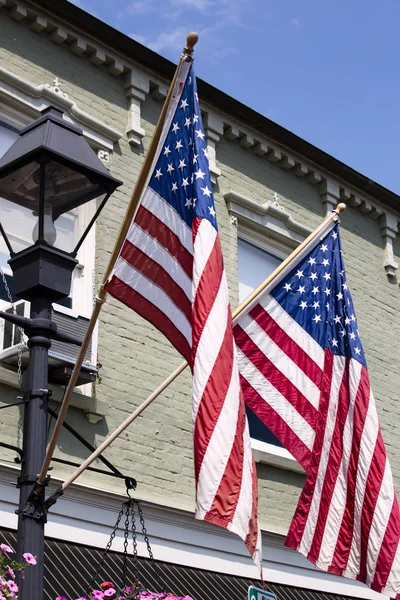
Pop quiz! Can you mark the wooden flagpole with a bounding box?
[36,32,199,492]
[48,203,346,501]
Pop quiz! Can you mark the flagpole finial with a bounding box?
[185,32,199,53]
[334,203,346,214]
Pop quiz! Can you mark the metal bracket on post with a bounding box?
[16,474,50,523]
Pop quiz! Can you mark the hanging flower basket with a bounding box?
[56,580,194,600]
[55,495,194,600]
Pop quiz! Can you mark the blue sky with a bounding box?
[72,0,400,194]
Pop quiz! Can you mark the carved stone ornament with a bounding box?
[224,190,312,250]
[45,76,68,98]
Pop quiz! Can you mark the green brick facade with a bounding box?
[0,3,399,543]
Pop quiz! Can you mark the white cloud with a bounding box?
[145,27,189,53]
[129,32,148,45]
[291,17,300,28]
[118,0,156,18]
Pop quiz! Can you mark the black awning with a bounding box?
[1,529,357,600]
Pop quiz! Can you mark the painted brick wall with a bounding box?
[0,11,399,537]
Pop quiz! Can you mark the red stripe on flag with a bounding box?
[307,358,350,563]
[239,374,311,470]
[235,324,318,429]
[193,306,234,481]
[245,444,260,559]
[286,348,334,551]
[204,379,245,528]
[371,495,400,592]
[357,429,389,584]
[250,302,323,389]
[192,229,223,362]
[330,365,370,574]
[120,240,192,322]
[105,275,191,363]
[135,205,193,278]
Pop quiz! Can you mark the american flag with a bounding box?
[105,59,262,568]
[234,223,400,596]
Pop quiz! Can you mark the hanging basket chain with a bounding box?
[0,266,25,381]
[137,499,164,592]
[130,500,139,586]
[123,499,131,591]
[86,502,126,596]
[85,492,164,596]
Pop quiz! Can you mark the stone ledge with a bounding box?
[0,365,108,423]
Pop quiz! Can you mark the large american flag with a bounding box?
[234,223,400,596]
[105,59,261,568]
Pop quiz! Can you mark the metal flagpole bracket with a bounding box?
[16,474,51,524]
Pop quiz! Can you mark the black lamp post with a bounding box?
[0,106,122,600]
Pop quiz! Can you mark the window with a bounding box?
[238,237,284,447]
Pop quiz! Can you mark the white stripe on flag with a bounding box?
[384,541,400,597]
[192,273,229,422]
[228,382,254,539]
[299,355,346,559]
[237,347,316,450]
[239,312,321,409]
[192,219,217,295]
[317,359,362,567]
[345,391,379,577]
[195,354,239,516]
[125,224,192,300]
[141,187,193,254]
[117,261,192,345]
[252,295,325,370]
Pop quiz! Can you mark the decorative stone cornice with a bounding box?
[379,213,399,281]
[124,66,150,146]
[320,179,341,215]
[224,190,312,250]
[340,187,384,220]
[3,0,400,273]
[203,109,223,185]
[0,66,123,150]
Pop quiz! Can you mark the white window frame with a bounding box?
[228,191,313,474]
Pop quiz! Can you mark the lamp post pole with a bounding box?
[0,104,122,599]
[16,295,53,599]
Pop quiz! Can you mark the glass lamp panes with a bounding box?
[0,123,98,308]
[237,237,284,447]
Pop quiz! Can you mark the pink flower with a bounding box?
[0,544,13,554]
[6,567,15,579]
[103,590,116,598]
[92,592,104,599]
[55,596,68,600]
[6,581,18,593]
[75,597,88,600]
[23,553,37,565]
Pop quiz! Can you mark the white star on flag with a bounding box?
[201,185,212,197]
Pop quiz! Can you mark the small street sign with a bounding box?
[248,585,277,600]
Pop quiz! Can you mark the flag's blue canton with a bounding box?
[148,65,217,231]
[271,225,366,366]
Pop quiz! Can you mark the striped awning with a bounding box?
[1,529,357,600]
